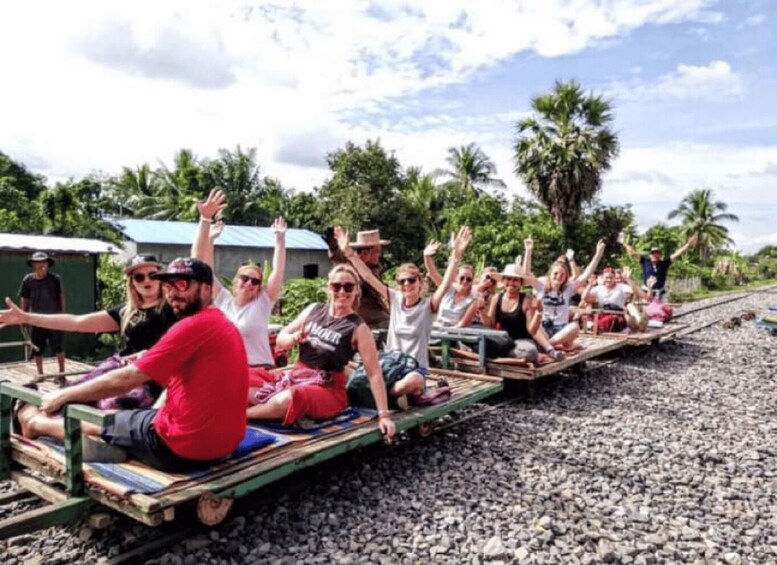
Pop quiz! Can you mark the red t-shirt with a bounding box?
[136,306,248,460]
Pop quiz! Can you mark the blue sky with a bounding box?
[0,0,774,251]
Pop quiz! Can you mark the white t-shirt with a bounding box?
[214,286,274,366]
[536,280,577,326]
[590,285,628,310]
[436,287,476,327]
[386,289,434,369]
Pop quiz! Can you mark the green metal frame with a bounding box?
[0,382,114,539]
[214,378,502,501]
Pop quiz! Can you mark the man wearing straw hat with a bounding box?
[326,229,391,329]
[19,251,66,375]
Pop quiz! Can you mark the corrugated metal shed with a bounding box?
[110,218,328,251]
[0,233,115,254]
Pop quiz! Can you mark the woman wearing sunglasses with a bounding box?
[0,255,176,409]
[423,240,479,328]
[522,237,606,349]
[192,189,286,368]
[336,225,471,404]
[246,264,395,440]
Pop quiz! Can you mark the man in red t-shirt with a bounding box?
[16,258,248,471]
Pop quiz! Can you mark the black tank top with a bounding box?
[299,303,362,372]
[495,292,531,340]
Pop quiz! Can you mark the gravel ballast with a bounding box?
[2,289,776,564]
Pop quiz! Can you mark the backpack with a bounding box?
[346,350,419,408]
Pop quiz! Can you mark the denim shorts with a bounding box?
[542,321,567,338]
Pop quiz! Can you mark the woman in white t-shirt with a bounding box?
[423,240,478,327]
[192,189,286,367]
[336,226,471,405]
[523,238,606,348]
[581,267,640,333]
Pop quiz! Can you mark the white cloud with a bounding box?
[745,14,766,26]
[610,60,744,102]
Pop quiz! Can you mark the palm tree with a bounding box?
[436,143,506,194]
[514,80,619,243]
[203,146,264,224]
[667,188,739,260]
[403,167,445,240]
[130,150,204,220]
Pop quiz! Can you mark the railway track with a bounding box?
[2,286,774,563]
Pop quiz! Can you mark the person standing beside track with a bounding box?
[16,258,249,471]
[19,251,66,375]
[622,234,698,298]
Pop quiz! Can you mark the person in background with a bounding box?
[191,189,287,368]
[423,240,479,327]
[622,234,698,298]
[325,228,391,330]
[523,238,606,349]
[19,251,66,374]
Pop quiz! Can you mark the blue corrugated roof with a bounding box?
[109,218,328,251]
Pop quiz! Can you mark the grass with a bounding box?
[670,278,776,303]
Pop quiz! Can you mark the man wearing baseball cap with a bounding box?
[19,251,66,374]
[623,234,699,297]
[16,258,249,470]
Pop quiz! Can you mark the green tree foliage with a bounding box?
[0,152,47,232]
[667,188,739,261]
[317,139,425,264]
[202,146,265,224]
[514,80,619,243]
[436,143,506,194]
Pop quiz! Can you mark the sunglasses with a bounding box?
[239,274,262,286]
[329,282,356,293]
[459,276,473,283]
[131,272,159,283]
[161,279,193,292]
[396,277,418,286]
[481,275,493,282]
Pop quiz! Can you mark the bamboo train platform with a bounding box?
[0,359,502,537]
[434,333,628,380]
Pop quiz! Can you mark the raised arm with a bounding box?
[431,226,471,311]
[622,239,641,262]
[423,241,443,286]
[566,249,581,279]
[574,239,606,289]
[0,297,119,333]
[522,237,534,276]
[354,323,395,440]
[264,217,287,302]
[191,189,228,291]
[670,233,699,261]
[335,227,388,300]
[620,266,644,300]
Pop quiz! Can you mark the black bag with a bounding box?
[347,350,419,408]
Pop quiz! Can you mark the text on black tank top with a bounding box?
[299,303,362,372]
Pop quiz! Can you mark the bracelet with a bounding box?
[377,410,392,418]
[201,217,213,224]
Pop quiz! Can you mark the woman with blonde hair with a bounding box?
[0,255,176,408]
[337,226,471,404]
[192,189,286,367]
[245,264,396,440]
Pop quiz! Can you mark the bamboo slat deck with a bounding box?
[2,365,501,527]
[0,359,96,390]
[443,334,628,380]
[591,321,689,345]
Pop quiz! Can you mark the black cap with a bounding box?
[124,254,161,274]
[151,258,213,285]
[649,246,662,254]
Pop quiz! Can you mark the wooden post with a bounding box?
[441,339,450,369]
[478,336,487,367]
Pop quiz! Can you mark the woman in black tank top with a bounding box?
[480,264,565,361]
[246,265,396,441]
